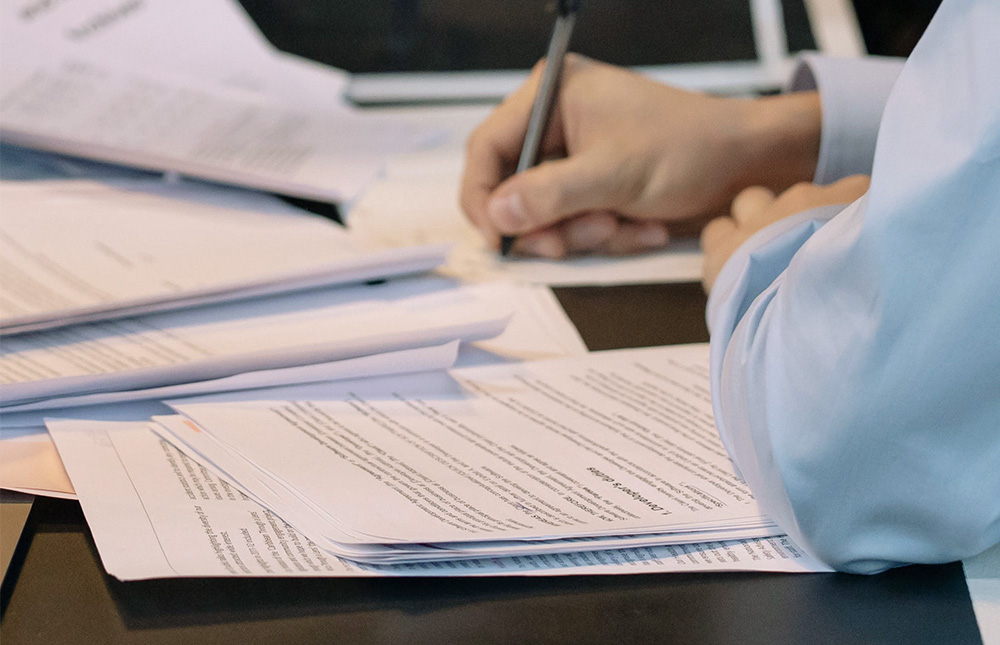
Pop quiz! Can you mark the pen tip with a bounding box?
[500,236,516,257]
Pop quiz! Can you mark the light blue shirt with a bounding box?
[707,0,1000,574]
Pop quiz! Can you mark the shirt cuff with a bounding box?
[788,54,905,184]
[706,203,845,468]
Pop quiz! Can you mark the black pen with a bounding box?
[500,0,583,257]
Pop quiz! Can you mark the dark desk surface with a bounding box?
[0,284,983,645]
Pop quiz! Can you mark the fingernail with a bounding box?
[638,225,668,248]
[518,236,565,259]
[488,192,528,231]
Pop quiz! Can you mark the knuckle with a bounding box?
[563,53,586,72]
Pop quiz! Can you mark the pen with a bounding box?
[500,0,583,257]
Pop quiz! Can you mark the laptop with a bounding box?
[239,0,864,104]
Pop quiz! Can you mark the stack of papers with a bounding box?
[0,180,448,333]
[0,284,512,410]
[0,0,806,585]
[0,0,438,202]
[0,277,588,500]
[47,344,830,579]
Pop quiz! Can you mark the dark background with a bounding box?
[852,0,943,56]
[235,0,944,76]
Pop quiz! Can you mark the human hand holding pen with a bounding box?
[460,55,825,259]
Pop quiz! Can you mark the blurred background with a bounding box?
[236,0,943,75]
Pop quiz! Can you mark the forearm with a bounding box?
[732,91,822,195]
[723,54,906,199]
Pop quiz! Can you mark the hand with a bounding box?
[700,175,872,292]
[460,55,822,258]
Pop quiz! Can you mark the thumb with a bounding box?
[486,152,625,235]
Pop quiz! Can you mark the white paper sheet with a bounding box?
[0,0,352,109]
[0,283,512,406]
[148,409,773,567]
[2,341,459,416]
[150,344,787,566]
[0,180,447,332]
[47,418,829,580]
[0,31,434,203]
[0,277,584,429]
[0,277,584,500]
[0,344,455,500]
[347,173,704,286]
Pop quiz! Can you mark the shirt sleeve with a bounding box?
[707,0,1000,574]
[789,54,904,184]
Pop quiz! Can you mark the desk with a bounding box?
[0,283,983,644]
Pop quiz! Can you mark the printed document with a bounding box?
[47,414,829,580]
[0,281,513,407]
[0,0,350,109]
[160,344,774,558]
[0,278,584,428]
[0,30,435,201]
[1,278,585,500]
[0,181,447,333]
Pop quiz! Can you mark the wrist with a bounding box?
[733,91,822,193]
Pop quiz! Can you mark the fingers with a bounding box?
[512,228,568,259]
[826,174,871,202]
[595,220,669,255]
[730,186,775,225]
[460,61,558,234]
[484,149,627,235]
[773,175,871,218]
[700,216,743,293]
[700,175,871,293]
[564,213,668,256]
[562,211,618,251]
[511,213,669,259]
[700,215,737,251]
